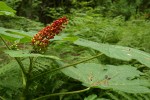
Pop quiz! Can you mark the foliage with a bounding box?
[0,1,16,16]
[74,39,150,68]
[117,20,150,53]
[0,16,44,31]
[64,12,150,53]
[0,1,150,100]
[0,27,33,43]
[2,0,150,23]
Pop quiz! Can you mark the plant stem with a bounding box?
[51,53,103,72]
[0,35,31,100]
[0,96,6,100]
[15,58,27,76]
[22,57,34,100]
[0,35,11,49]
[33,87,90,100]
[32,53,103,80]
[0,35,27,75]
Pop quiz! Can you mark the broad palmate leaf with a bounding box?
[62,63,150,93]
[74,39,150,68]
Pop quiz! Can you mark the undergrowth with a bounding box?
[0,9,150,100]
[0,15,43,31]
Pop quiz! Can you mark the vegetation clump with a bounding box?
[0,0,150,100]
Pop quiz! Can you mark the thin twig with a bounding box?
[33,87,90,100]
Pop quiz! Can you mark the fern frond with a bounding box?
[106,93,119,100]
[115,91,132,100]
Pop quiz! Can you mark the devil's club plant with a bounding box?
[32,16,68,53]
[0,17,70,100]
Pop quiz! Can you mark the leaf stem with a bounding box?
[15,57,27,76]
[33,87,90,100]
[0,96,6,100]
[0,35,27,75]
[22,57,34,100]
[51,53,103,72]
[0,35,11,49]
[28,57,34,75]
[0,35,29,99]
[32,53,103,80]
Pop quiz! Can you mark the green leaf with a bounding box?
[63,36,78,42]
[74,39,150,68]
[0,11,14,16]
[0,1,16,16]
[84,94,98,100]
[4,50,61,60]
[5,30,31,38]
[0,27,33,43]
[0,60,22,89]
[51,34,79,42]
[84,94,107,100]
[62,63,150,93]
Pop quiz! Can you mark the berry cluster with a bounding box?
[32,17,68,53]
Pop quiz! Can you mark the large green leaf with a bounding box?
[4,50,61,60]
[62,63,150,93]
[0,1,16,16]
[0,27,34,43]
[74,39,150,68]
